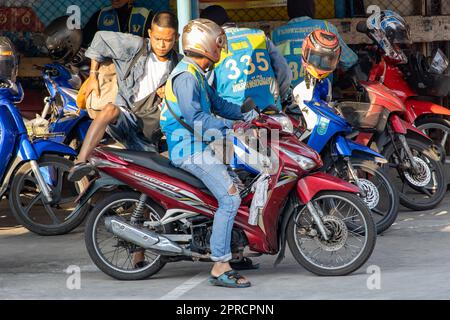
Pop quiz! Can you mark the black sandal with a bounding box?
[67,162,97,182]
[209,270,251,288]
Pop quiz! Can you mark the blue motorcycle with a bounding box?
[30,63,91,150]
[0,79,89,235]
[287,79,399,234]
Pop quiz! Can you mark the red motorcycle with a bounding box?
[76,110,376,280]
[356,21,450,167]
[336,80,447,211]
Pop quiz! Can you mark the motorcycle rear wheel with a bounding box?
[85,191,170,281]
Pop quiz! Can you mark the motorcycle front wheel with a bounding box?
[9,154,89,236]
[382,138,446,211]
[287,191,376,276]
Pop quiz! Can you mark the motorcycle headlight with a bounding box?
[280,147,317,171]
[269,114,294,134]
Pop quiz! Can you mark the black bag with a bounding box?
[126,40,179,144]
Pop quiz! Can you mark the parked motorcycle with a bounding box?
[336,79,446,211]
[355,19,450,170]
[286,79,399,234]
[0,79,89,235]
[27,63,91,151]
[74,106,376,280]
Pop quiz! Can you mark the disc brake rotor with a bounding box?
[404,156,432,187]
[314,215,348,251]
[358,179,380,209]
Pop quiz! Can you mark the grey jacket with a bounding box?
[85,31,181,109]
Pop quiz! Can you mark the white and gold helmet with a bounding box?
[181,18,227,63]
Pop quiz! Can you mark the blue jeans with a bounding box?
[173,147,241,262]
[106,108,156,152]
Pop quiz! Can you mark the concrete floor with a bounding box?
[0,192,449,300]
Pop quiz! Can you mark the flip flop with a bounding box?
[209,270,251,288]
[67,162,97,182]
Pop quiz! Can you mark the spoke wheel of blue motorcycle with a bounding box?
[348,160,399,234]
[287,192,376,276]
[8,155,89,236]
[85,191,172,281]
[382,138,446,211]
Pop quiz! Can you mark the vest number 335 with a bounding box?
[225,52,269,80]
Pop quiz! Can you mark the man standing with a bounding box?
[271,0,358,86]
[69,11,180,182]
[201,5,292,110]
[83,0,154,46]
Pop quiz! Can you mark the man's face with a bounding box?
[149,25,178,58]
[111,0,130,9]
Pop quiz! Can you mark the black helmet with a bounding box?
[45,16,82,63]
[0,36,18,83]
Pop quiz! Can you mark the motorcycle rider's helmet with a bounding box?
[181,18,228,63]
[0,36,19,84]
[366,10,411,64]
[301,29,341,80]
[44,15,83,63]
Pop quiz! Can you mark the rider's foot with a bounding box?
[210,262,251,288]
[68,161,96,182]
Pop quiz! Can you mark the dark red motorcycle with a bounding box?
[75,110,376,280]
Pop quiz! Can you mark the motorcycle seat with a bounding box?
[101,148,211,193]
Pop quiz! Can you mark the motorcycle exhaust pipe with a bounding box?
[104,216,185,256]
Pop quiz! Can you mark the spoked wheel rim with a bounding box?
[293,194,369,270]
[387,146,441,204]
[353,165,393,225]
[92,199,165,274]
[418,122,450,165]
[14,160,84,228]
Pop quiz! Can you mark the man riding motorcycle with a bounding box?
[160,18,252,288]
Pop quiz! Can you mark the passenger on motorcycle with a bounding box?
[160,19,251,288]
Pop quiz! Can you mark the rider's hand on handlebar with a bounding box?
[233,120,246,132]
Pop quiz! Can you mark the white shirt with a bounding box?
[135,52,170,101]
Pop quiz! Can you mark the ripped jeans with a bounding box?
[172,146,241,262]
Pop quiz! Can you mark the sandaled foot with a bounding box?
[230,257,260,271]
[68,162,96,182]
[209,270,251,288]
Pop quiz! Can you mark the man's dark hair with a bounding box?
[151,11,178,30]
[287,0,315,19]
[200,5,230,26]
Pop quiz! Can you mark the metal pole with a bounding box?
[191,0,199,19]
[177,0,192,52]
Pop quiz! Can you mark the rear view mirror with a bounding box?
[356,21,368,34]
[429,48,449,75]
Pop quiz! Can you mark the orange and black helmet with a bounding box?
[301,30,341,80]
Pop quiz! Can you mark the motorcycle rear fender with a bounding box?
[72,174,128,216]
[334,135,384,160]
[296,172,361,204]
